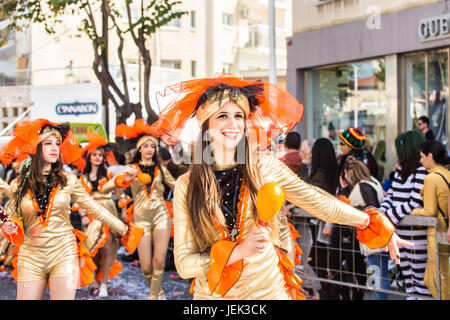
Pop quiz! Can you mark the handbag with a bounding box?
[434,172,449,230]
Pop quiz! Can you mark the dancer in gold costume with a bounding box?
[77,131,125,298]
[0,119,142,300]
[114,120,176,300]
[147,74,414,300]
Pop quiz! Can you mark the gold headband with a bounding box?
[136,135,158,151]
[196,90,250,126]
[38,126,62,144]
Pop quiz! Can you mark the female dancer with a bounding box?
[0,119,140,300]
[78,131,124,298]
[148,74,412,300]
[114,119,176,300]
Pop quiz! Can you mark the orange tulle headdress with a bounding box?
[0,119,83,169]
[116,119,158,151]
[82,131,116,166]
[148,73,304,150]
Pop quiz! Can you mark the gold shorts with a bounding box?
[17,233,79,281]
[134,205,171,236]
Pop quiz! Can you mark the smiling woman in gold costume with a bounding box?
[147,74,414,300]
[113,119,176,300]
[0,119,142,300]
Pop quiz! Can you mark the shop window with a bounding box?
[428,51,447,145]
[405,54,425,132]
[405,50,448,146]
[307,59,386,161]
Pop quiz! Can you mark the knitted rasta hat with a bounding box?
[339,128,365,150]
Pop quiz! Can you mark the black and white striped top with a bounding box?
[379,166,428,243]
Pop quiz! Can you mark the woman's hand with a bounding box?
[81,215,90,227]
[384,232,414,264]
[124,165,138,181]
[226,227,271,266]
[237,227,271,257]
[2,221,18,235]
[322,226,332,237]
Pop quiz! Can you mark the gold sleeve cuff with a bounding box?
[69,174,128,236]
[173,173,210,279]
[256,155,370,228]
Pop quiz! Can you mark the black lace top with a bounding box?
[214,166,243,236]
[35,175,52,219]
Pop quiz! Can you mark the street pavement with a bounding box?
[0,247,193,300]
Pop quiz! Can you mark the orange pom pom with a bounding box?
[138,173,152,184]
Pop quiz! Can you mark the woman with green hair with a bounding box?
[380,130,431,299]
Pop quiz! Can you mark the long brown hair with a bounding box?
[12,142,68,212]
[343,156,372,190]
[186,120,262,251]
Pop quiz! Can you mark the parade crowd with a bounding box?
[0,75,448,301]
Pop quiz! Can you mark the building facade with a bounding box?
[0,0,291,138]
[288,0,450,179]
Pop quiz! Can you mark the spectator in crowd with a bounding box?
[280,131,302,174]
[417,116,435,141]
[305,138,339,300]
[338,128,380,192]
[380,130,430,299]
[298,139,315,180]
[340,156,388,300]
[412,140,450,299]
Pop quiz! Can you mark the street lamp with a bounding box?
[269,0,277,84]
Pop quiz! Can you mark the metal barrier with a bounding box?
[290,210,449,300]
